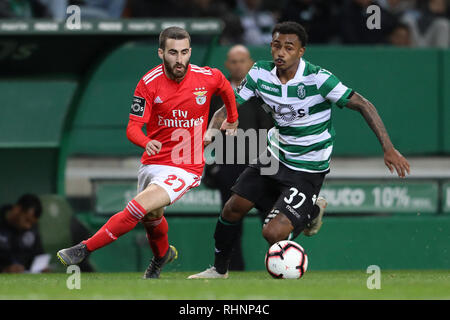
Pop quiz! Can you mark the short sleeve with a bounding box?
[315,68,353,108]
[234,63,258,105]
[129,80,153,123]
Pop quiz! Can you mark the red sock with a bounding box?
[83,200,146,251]
[142,216,169,259]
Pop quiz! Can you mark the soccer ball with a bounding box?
[265,240,308,279]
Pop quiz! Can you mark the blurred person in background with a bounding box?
[42,0,127,20]
[125,0,243,44]
[376,0,417,15]
[387,21,413,45]
[188,0,245,44]
[236,0,277,45]
[401,0,449,47]
[0,0,49,18]
[69,0,126,19]
[125,0,185,18]
[339,0,400,44]
[0,0,127,20]
[0,194,45,273]
[205,44,273,270]
[279,0,342,44]
[37,0,66,20]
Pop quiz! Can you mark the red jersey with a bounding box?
[128,63,238,176]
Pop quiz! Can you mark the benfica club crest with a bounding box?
[193,87,208,105]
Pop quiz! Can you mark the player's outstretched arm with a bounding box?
[204,104,240,146]
[345,92,410,178]
[204,70,240,145]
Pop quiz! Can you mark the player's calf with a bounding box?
[142,215,169,261]
[262,212,294,245]
[213,195,254,274]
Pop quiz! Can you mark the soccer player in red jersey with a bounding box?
[57,27,239,278]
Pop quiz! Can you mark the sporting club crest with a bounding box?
[297,84,306,99]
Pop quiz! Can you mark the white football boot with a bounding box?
[187,266,229,279]
[303,196,327,237]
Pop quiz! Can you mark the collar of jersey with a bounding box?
[270,58,305,85]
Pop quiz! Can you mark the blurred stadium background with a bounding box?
[0,0,449,274]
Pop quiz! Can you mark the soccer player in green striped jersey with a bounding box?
[189,21,410,279]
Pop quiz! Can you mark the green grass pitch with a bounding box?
[0,270,448,300]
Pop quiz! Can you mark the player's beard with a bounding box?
[163,58,190,81]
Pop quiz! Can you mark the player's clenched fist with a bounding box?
[146,140,162,156]
[220,119,239,136]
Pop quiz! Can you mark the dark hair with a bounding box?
[391,22,410,33]
[159,26,191,50]
[272,21,308,47]
[16,194,42,218]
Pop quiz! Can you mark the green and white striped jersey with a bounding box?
[235,58,353,173]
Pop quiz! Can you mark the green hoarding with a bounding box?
[0,19,222,35]
[443,182,450,213]
[320,181,438,214]
[93,179,439,215]
[94,181,222,215]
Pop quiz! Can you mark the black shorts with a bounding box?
[231,154,328,238]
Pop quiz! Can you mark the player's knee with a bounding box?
[222,199,246,222]
[142,208,164,221]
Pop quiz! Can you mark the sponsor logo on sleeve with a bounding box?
[130,96,146,117]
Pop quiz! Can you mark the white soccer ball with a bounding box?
[265,240,308,279]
